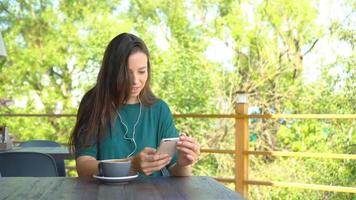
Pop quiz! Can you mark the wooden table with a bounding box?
[0,176,244,200]
[0,146,71,160]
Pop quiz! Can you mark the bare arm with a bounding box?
[169,164,192,176]
[168,134,200,176]
[76,156,99,177]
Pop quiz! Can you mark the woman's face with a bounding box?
[126,51,148,104]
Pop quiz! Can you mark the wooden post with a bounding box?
[235,93,249,197]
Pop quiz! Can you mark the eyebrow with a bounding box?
[138,66,147,70]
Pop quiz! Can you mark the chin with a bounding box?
[131,92,139,97]
[131,90,141,96]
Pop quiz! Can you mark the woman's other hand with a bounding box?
[176,134,200,167]
[130,147,171,175]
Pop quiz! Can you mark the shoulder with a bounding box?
[147,99,173,114]
[151,99,170,109]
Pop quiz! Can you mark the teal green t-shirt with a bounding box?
[76,99,179,176]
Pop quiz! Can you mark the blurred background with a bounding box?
[0,0,355,199]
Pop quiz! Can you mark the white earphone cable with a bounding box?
[117,97,142,157]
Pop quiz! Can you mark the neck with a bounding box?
[126,97,139,104]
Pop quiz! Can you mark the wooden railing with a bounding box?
[173,105,356,197]
[2,107,356,198]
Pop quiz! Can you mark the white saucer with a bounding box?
[93,173,139,184]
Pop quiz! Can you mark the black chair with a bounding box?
[0,152,58,177]
[19,140,66,176]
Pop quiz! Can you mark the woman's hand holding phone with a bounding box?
[131,147,171,176]
[176,134,200,167]
[131,135,200,176]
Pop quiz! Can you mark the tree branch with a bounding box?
[302,38,319,56]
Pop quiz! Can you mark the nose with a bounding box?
[131,72,139,85]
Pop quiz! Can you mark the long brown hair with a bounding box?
[69,33,156,154]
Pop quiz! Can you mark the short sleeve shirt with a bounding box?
[76,99,179,176]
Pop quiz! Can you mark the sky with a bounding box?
[302,0,354,83]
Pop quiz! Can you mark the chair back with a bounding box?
[19,140,66,176]
[19,140,60,147]
[0,152,58,177]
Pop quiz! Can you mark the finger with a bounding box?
[179,135,197,144]
[179,132,188,137]
[177,146,198,158]
[143,154,170,164]
[177,140,199,153]
[142,147,157,154]
[151,153,170,161]
[147,153,165,162]
[179,134,194,142]
[144,159,171,174]
[142,157,171,169]
[143,171,153,176]
[186,154,196,162]
[140,147,162,162]
[186,137,200,153]
[142,153,169,163]
[141,168,153,176]
[154,150,170,157]
[146,160,171,173]
[177,139,194,148]
[179,134,187,141]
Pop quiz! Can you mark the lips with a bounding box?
[132,87,140,92]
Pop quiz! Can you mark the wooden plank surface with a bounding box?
[0,176,244,200]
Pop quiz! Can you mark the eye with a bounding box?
[138,70,146,74]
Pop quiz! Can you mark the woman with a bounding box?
[69,33,200,177]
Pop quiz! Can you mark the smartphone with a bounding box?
[156,137,180,157]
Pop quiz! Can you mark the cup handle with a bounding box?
[98,162,103,176]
